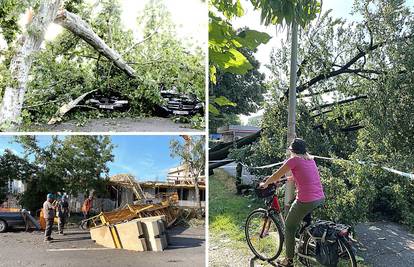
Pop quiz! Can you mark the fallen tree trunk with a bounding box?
[0,0,63,128]
[55,10,136,78]
[209,130,262,161]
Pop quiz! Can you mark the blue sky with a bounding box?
[0,135,186,182]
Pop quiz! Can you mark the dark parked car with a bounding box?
[84,92,129,111]
[157,89,204,116]
[0,211,26,233]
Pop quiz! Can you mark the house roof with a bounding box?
[217,125,260,134]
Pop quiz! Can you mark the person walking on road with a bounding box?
[82,195,93,218]
[43,193,56,242]
[81,195,93,228]
[57,194,69,235]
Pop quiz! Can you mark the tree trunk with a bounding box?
[235,163,243,195]
[54,10,136,78]
[192,166,201,219]
[0,0,63,128]
[285,20,299,214]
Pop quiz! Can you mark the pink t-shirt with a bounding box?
[286,157,325,202]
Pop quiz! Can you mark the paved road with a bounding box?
[24,117,203,132]
[0,226,205,267]
[354,221,414,267]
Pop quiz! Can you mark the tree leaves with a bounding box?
[210,0,245,19]
[209,13,271,80]
[250,0,321,27]
[214,96,237,107]
[236,29,272,50]
[13,135,114,212]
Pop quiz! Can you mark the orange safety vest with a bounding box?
[82,198,92,213]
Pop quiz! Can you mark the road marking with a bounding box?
[47,248,114,252]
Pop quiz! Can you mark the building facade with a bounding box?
[217,125,260,142]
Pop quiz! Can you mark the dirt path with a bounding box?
[24,117,203,132]
[209,234,255,267]
[354,221,414,267]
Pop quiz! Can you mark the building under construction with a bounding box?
[107,172,205,210]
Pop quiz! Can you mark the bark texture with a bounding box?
[48,89,97,125]
[55,10,136,78]
[0,0,63,127]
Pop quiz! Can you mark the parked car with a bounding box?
[0,211,26,233]
[84,92,129,111]
[156,89,204,116]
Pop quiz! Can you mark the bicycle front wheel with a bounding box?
[245,209,284,261]
[302,235,357,267]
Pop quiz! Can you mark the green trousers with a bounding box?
[284,198,324,259]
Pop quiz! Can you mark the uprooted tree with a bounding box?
[0,0,205,129]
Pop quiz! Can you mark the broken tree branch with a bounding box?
[54,10,136,78]
[282,34,414,98]
[310,95,367,112]
[48,89,97,125]
[122,27,159,56]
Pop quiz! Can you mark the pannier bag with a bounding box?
[315,241,339,266]
[308,220,350,266]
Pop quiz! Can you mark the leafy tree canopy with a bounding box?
[229,0,414,229]
[12,135,114,212]
[209,45,266,132]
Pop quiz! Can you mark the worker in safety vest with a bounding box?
[81,195,93,220]
[43,193,56,242]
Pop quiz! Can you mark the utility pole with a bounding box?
[284,20,298,214]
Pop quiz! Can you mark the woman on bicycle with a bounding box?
[260,138,325,267]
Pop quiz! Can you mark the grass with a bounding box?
[209,169,371,267]
[209,169,262,246]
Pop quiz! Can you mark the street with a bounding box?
[27,117,203,132]
[0,225,205,267]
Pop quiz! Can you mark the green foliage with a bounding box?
[250,0,321,27]
[230,0,414,229]
[209,12,271,79]
[170,136,205,176]
[210,46,266,133]
[2,0,204,125]
[0,0,28,44]
[208,0,271,121]
[210,0,245,19]
[209,112,241,133]
[210,169,262,243]
[0,149,37,202]
[15,135,114,212]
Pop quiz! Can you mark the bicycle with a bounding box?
[245,178,357,266]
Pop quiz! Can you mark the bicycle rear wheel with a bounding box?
[302,235,357,267]
[245,209,284,261]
